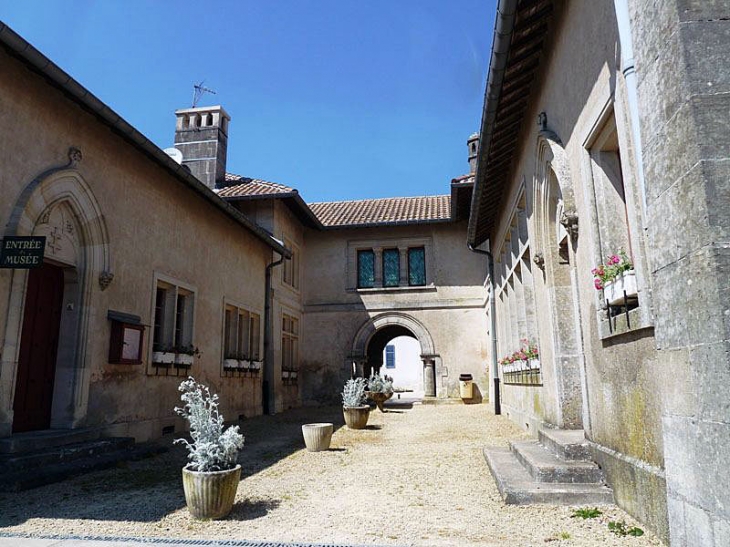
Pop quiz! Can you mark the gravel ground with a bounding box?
[0,403,662,547]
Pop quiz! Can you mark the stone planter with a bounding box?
[365,390,393,412]
[301,422,333,451]
[343,405,370,429]
[182,464,241,520]
[604,270,637,306]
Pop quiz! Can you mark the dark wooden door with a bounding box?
[12,262,65,433]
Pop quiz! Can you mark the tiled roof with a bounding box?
[309,195,452,228]
[217,173,295,198]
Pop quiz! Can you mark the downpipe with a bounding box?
[468,243,501,415]
[263,252,286,415]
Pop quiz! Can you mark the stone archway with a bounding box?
[531,129,587,430]
[350,313,439,397]
[0,150,112,436]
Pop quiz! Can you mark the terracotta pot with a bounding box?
[343,405,370,429]
[365,391,393,412]
[182,464,241,519]
[302,422,333,451]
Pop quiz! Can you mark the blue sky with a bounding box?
[2,1,495,202]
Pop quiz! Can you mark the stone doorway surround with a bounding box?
[0,149,112,437]
[349,312,442,398]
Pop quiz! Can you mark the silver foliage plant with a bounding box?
[367,372,394,394]
[342,377,367,408]
[174,377,245,472]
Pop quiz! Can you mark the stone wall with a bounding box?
[630,0,730,544]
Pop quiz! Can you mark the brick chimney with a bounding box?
[467,132,479,174]
[174,105,230,189]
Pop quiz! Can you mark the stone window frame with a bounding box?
[346,236,435,292]
[580,98,654,339]
[221,299,262,369]
[281,237,300,292]
[281,310,300,384]
[147,272,197,376]
[493,188,542,386]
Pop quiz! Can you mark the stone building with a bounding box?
[468,0,729,544]
[0,22,488,444]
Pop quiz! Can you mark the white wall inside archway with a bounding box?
[382,336,424,397]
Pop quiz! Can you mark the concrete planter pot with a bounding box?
[182,464,241,520]
[365,391,393,412]
[302,422,333,451]
[343,405,370,429]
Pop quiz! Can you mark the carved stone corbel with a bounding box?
[560,210,579,239]
[533,252,545,270]
[68,147,83,167]
[99,271,114,291]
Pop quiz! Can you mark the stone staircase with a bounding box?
[0,429,167,491]
[483,428,614,505]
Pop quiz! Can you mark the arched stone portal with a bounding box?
[350,313,439,397]
[0,150,112,436]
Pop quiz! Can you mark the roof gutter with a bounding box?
[0,21,290,259]
[466,0,519,247]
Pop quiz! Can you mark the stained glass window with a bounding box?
[385,345,396,368]
[408,247,426,286]
[357,250,375,288]
[383,248,400,287]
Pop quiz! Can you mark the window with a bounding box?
[385,345,396,369]
[282,246,299,290]
[383,248,400,287]
[223,304,260,361]
[152,280,194,353]
[357,250,375,288]
[408,247,426,286]
[282,313,299,381]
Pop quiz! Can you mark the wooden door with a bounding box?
[12,262,65,433]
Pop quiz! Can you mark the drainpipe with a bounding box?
[614,0,647,222]
[468,242,501,415]
[264,252,286,415]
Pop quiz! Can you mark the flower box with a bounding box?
[153,351,176,365]
[528,358,541,371]
[239,359,251,370]
[290,371,298,380]
[176,353,194,367]
[223,358,238,369]
[282,370,290,379]
[252,361,262,371]
[604,270,637,306]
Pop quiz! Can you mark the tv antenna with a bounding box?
[192,81,216,108]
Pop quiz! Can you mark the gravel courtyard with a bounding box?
[0,403,661,546]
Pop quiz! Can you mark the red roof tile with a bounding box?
[217,173,295,198]
[309,195,452,228]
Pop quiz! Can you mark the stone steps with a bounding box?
[0,434,167,491]
[538,428,592,461]
[483,428,614,506]
[510,440,605,484]
[0,428,101,454]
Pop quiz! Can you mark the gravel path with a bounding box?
[0,403,662,546]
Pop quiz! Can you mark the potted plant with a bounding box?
[365,372,394,412]
[152,344,175,366]
[175,345,199,367]
[592,250,636,306]
[238,352,251,370]
[174,377,245,520]
[251,361,262,372]
[342,377,369,429]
